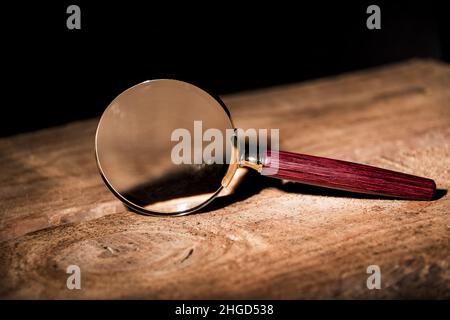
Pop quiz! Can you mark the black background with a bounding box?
[1,300,448,319]
[2,1,449,136]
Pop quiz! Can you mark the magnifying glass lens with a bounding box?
[95,80,234,215]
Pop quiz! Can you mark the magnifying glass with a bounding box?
[95,79,436,216]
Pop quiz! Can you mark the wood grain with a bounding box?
[0,59,449,299]
[263,150,436,200]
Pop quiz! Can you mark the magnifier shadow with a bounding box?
[195,174,447,214]
[121,164,446,216]
[121,164,228,208]
[120,168,447,214]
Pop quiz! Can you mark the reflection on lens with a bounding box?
[95,80,236,215]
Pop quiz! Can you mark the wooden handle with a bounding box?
[262,150,436,200]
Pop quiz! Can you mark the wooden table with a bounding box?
[1,59,449,299]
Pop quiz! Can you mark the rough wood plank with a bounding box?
[0,59,449,299]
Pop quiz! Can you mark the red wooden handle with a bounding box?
[262,150,436,200]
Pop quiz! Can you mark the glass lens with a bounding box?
[95,79,235,215]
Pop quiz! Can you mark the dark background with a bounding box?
[2,1,449,136]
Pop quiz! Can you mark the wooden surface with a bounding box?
[0,59,449,299]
